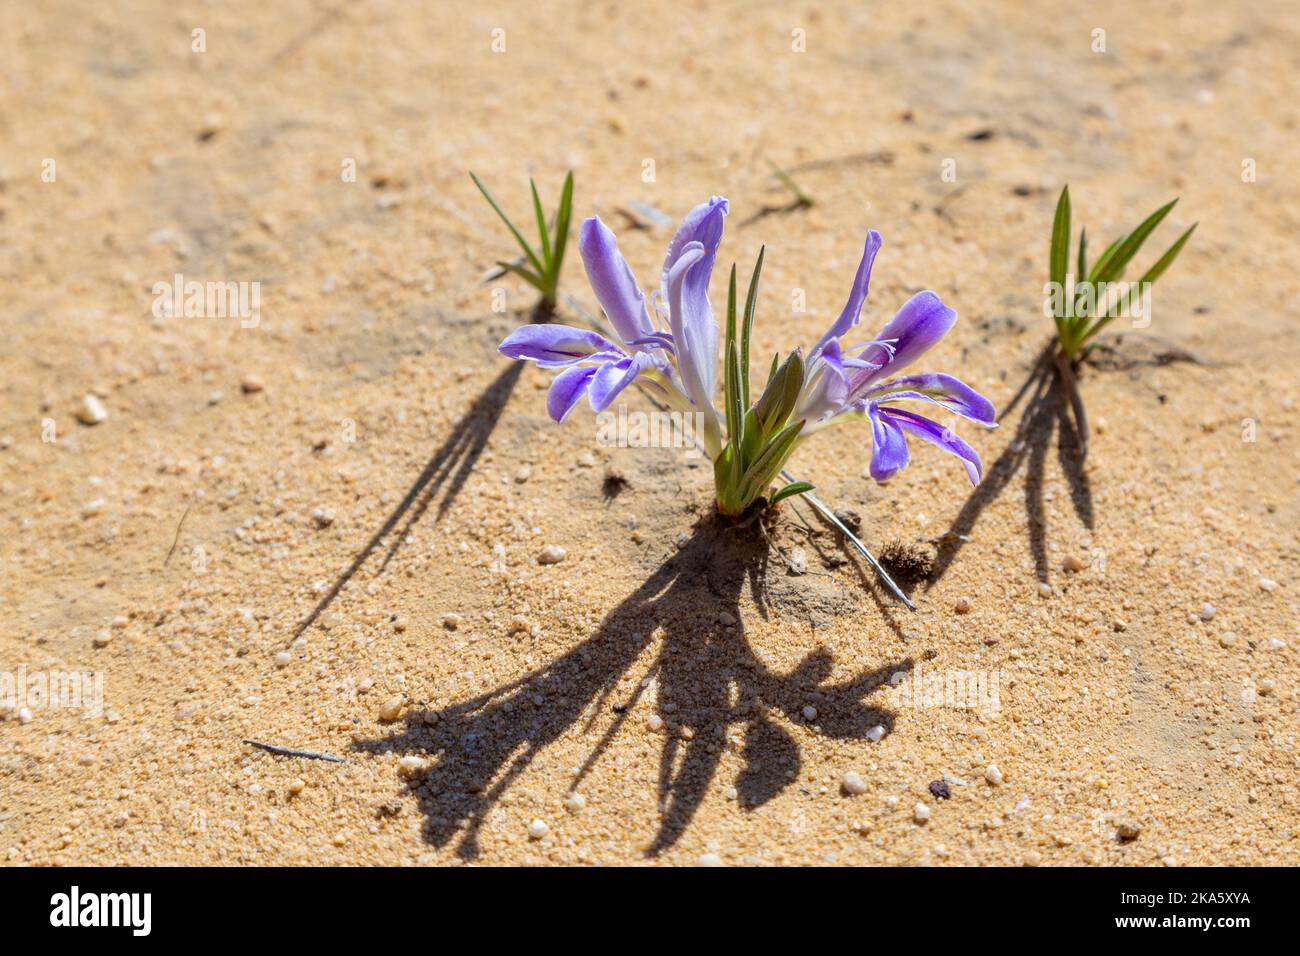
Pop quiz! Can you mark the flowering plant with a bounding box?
[498,196,996,517]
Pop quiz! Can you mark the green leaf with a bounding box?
[739,419,803,503]
[741,247,764,408]
[723,265,739,448]
[753,350,803,437]
[549,171,575,291]
[1076,227,1088,282]
[769,481,813,506]
[1090,199,1178,288]
[1081,222,1197,344]
[1050,186,1071,295]
[470,171,545,278]
[1087,235,1124,284]
[495,260,545,292]
[530,179,552,266]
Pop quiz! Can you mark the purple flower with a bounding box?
[796,233,996,484]
[498,198,729,454]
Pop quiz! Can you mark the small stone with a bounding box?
[984,763,1004,786]
[913,802,931,823]
[1259,578,1278,592]
[928,780,951,800]
[527,818,549,840]
[1116,818,1141,841]
[1063,554,1087,573]
[1023,850,1043,867]
[788,547,808,575]
[82,498,106,518]
[514,466,531,484]
[565,792,586,813]
[442,613,463,630]
[398,755,425,776]
[1218,632,1237,648]
[1257,679,1275,696]
[1038,582,1053,597]
[287,778,305,795]
[93,630,114,648]
[954,595,973,614]
[274,651,291,667]
[697,853,723,867]
[18,707,33,724]
[378,695,404,722]
[1267,638,1286,651]
[678,725,694,741]
[240,376,264,394]
[76,393,108,425]
[311,507,335,528]
[647,714,664,732]
[1112,619,1128,632]
[537,544,567,565]
[110,615,128,629]
[866,725,885,743]
[718,610,737,626]
[841,771,867,795]
[1199,603,1216,621]
[802,705,818,721]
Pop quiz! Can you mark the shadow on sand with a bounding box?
[928,341,1093,588]
[291,303,555,640]
[354,518,910,859]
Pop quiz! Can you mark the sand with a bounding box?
[1,0,1297,866]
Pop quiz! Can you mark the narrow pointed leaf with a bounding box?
[470,171,546,277]
[530,179,552,265]
[741,246,764,408]
[769,481,813,506]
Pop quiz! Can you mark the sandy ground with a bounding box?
[1,0,1298,866]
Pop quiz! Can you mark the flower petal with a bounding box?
[866,372,997,426]
[662,197,728,411]
[499,324,625,368]
[813,231,883,355]
[588,353,652,412]
[867,404,910,481]
[881,407,983,484]
[855,291,957,384]
[547,365,597,422]
[579,217,652,345]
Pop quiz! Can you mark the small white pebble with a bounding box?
[1063,554,1087,573]
[841,771,867,795]
[398,755,425,776]
[697,852,723,867]
[954,595,973,614]
[93,630,114,648]
[1038,582,1053,597]
[378,695,404,722]
[76,393,108,425]
[514,466,532,483]
[802,705,818,721]
[1199,602,1216,621]
[913,802,931,823]
[287,778,305,795]
[442,613,462,630]
[537,544,567,565]
[274,650,291,667]
[788,547,808,575]
[565,792,586,813]
[527,818,549,840]
[647,714,664,732]
[1218,632,1237,648]
[866,725,885,743]
[984,763,1004,786]
[1267,638,1286,651]
[311,507,335,528]
[1259,578,1278,592]
[18,707,33,724]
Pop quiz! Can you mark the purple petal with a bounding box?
[882,407,983,484]
[813,231,883,355]
[499,324,624,368]
[866,372,996,426]
[579,217,652,345]
[662,198,728,409]
[855,291,957,385]
[867,405,910,482]
[547,366,597,422]
[588,353,652,412]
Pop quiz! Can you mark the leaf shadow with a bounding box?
[291,300,552,641]
[353,518,909,859]
[927,341,1094,588]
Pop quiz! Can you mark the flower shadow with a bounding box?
[353,518,909,859]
